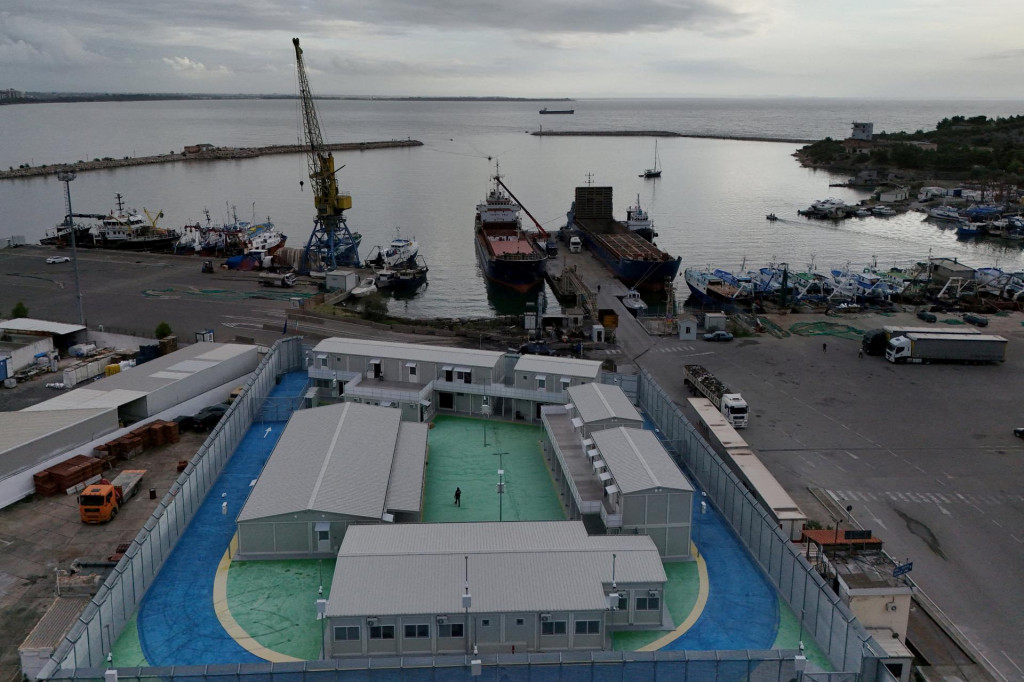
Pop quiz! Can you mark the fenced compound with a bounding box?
[39,351,895,682]
[40,337,306,678]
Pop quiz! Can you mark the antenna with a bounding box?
[611,553,617,588]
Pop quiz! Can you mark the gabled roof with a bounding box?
[327,522,665,617]
[0,318,85,336]
[513,355,602,379]
[592,427,693,495]
[238,403,427,522]
[567,382,642,425]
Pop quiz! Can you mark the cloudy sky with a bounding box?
[3,0,1023,98]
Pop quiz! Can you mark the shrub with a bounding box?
[11,301,28,318]
[154,321,173,339]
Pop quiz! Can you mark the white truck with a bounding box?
[683,364,749,428]
[259,271,297,288]
[885,333,1007,364]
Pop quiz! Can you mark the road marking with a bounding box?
[1002,650,1024,675]
[1011,535,1024,545]
[938,505,951,517]
[844,450,859,460]
[992,519,1003,528]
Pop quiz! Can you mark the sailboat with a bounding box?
[640,140,662,179]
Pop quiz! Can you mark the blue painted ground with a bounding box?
[137,372,308,666]
[645,420,779,650]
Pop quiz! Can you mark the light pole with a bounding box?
[57,170,86,326]
[494,452,508,521]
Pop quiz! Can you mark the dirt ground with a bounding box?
[0,430,207,682]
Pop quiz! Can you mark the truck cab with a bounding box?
[78,484,123,523]
[568,236,582,253]
[720,394,749,427]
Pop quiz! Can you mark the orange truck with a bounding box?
[78,469,146,523]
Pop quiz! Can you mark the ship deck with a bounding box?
[576,219,671,261]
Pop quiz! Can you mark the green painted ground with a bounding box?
[423,416,565,523]
[111,613,148,667]
[773,600,832,670]
[611,561,700,650]
[226,559,336,660]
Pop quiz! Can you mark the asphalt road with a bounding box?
[630,311,1024,682]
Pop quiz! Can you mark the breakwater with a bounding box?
[0,140,423,180]
[531,130,813,144]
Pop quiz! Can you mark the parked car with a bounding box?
[172,414,200,433]
[963,313,989,327]
[703,331,734,342]
[46,256,71,264]
[916,310,937,323]
[194,403,230,430]
[517,342,556,356]
[1014,427,1024,439]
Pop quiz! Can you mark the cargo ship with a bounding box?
[474,171,548,292]
[566,186,681,291]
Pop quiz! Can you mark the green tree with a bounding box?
[154,321,173,339]
[11,301,28,318]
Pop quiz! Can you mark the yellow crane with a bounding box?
[293,37,362,272]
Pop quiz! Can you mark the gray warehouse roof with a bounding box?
[238,402,427,522]
[513,355,602,379]
[327,521,665,617]
[592,427,693,495]
[385,422,430,514]
[0,409,112,454]
[567,383,642,425]
[313,338,503,369]
[23,343,254,412]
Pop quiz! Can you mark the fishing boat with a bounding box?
[640,141,662,179]
[567,185,680,292]
[625,195,657,241]
[928,206,962,222]
[366,227,419,270]
[91,196,181,251]
[40,220,94,247]
[872,205,897,217]
[539,107,574,114]
[683,267,754,308]
[474,167,548,293]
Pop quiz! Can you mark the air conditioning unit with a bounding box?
[648,590,659,598]
[540,613,552,622]
[366,617,378,626]
[887,603,898,612]
[436,615,448,624]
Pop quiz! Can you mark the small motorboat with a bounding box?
[351,277,378,298]
[765,213,778,221]
[622,289,648,316]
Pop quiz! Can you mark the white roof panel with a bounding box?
[0,318,85,336]
[313,338,503,369]
[513,355,602,378]
[384,422,429,514]
[567,383,643,425]
[21,388,147,412]
[0,409,113,453]
[327,522,665,617]
[592,427,693,495]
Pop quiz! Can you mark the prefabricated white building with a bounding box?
[235,402,428,559]
[324,521,667,658]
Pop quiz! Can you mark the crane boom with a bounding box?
[292,37,360,271]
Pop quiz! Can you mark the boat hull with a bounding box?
[574,228,680,291]
[474,230,547,293]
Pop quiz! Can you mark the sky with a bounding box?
[2,0,1024,99]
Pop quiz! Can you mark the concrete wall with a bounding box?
[86,331,155,351]
[0,335,53,372]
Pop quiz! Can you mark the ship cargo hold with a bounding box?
[474,173,548,293]
[568,186,680,291]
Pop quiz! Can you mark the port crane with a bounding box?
[292,37,361,273]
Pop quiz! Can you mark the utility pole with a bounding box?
[57,170,86,326]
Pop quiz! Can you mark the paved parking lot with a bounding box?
[631,310,1024,682]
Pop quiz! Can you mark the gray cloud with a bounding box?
[972,48,1024,62]
[648,57,768,79]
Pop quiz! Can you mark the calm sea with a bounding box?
[2,97,1023,317]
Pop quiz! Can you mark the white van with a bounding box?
[568,236,582,253]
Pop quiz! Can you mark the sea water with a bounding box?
[2,97,1022,318]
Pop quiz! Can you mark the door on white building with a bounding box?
[315,522,331,553]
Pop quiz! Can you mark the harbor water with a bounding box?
[2,97,1023,318]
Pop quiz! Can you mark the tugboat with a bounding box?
[765,213,778,221]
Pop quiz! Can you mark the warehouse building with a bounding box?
[510,355,603,421]
[324,521,667,657]
[542,384,694,560]
[235,402,428,559]
[23,342,258,421]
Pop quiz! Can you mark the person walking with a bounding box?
[858,348,864,359]
[454,487,461,507]
[822,342,827,353]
